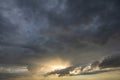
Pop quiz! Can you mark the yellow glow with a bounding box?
[51,65,66,70]
[35,58,71,74]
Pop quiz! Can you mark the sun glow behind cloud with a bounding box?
[34,58,71,74]
[51,65,66,70]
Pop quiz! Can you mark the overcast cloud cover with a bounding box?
[0,0,120,79]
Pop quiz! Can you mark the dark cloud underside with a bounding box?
[0,0,120,69]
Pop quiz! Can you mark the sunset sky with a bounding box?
[0,0,120,80]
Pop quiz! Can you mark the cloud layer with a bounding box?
[45,54,120,77]
[0,0,120,74]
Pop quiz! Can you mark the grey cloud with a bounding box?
[99,54,120,68]
[0,0,120,73]
[0,72,29,80]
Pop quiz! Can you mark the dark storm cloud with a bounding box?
[47,0,120,44]
[0,0,120,73]
[99,54,120,68]
[15,0,120,44]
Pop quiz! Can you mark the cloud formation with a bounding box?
[45,54,120,77]
[0,0,120,75]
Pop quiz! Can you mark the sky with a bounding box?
[0,0,120,80]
